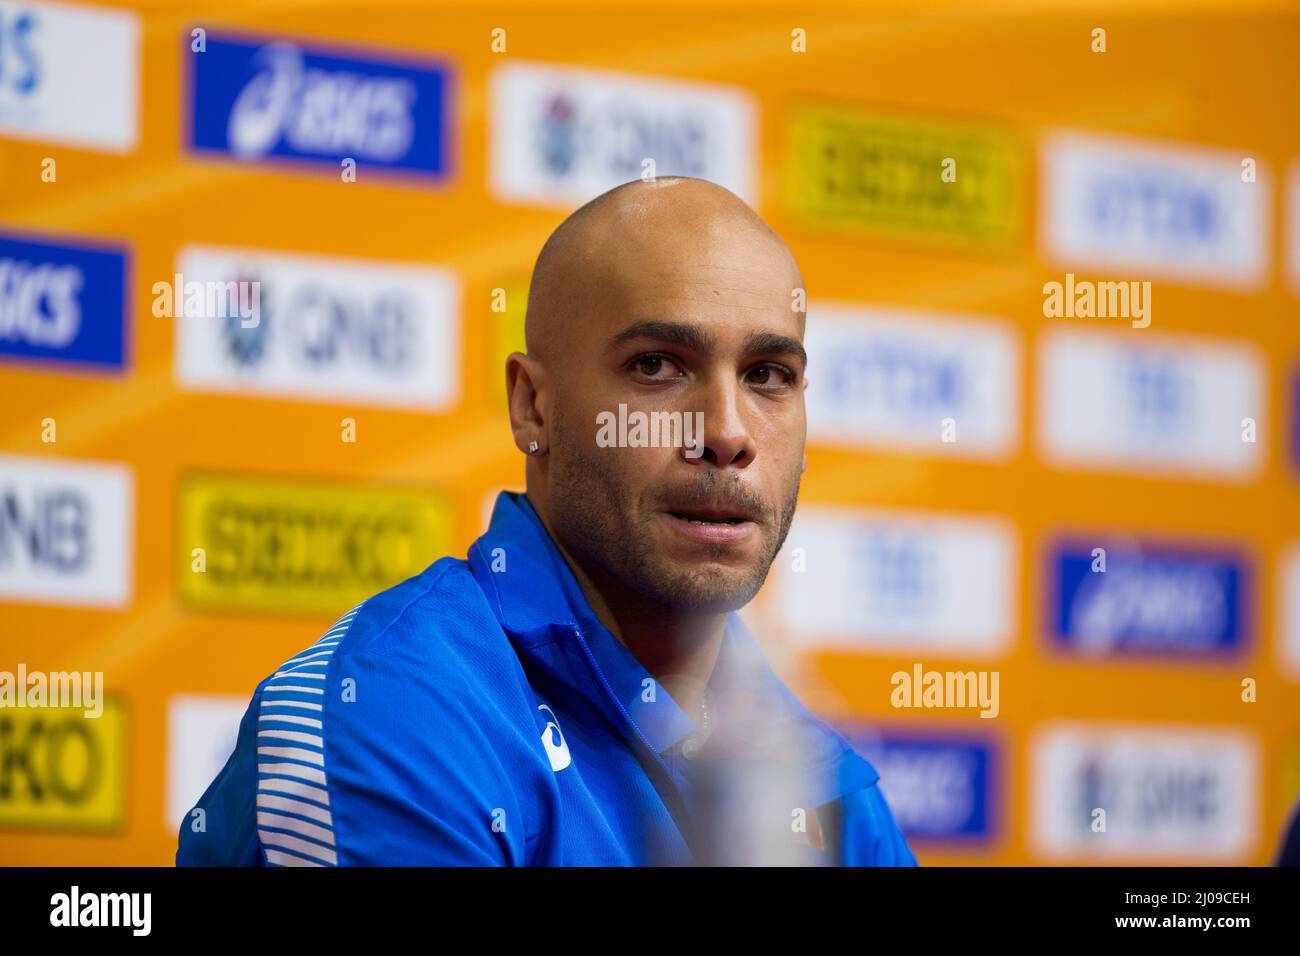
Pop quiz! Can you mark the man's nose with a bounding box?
[685,375,755,468]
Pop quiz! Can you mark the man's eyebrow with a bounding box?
[610,321,808,369]
[609,320,716,355]
[743,331,807,369]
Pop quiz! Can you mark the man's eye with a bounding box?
[628,354,683,379]
[747,363,796,388]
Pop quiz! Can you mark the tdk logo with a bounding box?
[188,33,450,176]
[0,233,128,370]
[1041,132,1268,288]
[1088,169,1218,247]
[825,341,963,416]
[1050,539,1247,658]
[804,305,1020,459]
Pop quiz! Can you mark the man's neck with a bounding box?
[526,492,725,724]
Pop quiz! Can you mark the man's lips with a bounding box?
[661,506,759,544]
[665,506,755,524]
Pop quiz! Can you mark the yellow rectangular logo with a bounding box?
[178,474,452,614]
[786,104,1022,247]
[491,277,529,404]
[0,699,126,830]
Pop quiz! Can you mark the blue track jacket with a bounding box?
[176,491,917,866]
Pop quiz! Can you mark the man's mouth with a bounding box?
[665,506,755,525]
[661,505,760,545]
[667,511,747,526]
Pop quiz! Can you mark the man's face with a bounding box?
[545,219,806,613]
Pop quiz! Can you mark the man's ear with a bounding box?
[505,351,549,455]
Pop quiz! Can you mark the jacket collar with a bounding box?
[467,491,880,806]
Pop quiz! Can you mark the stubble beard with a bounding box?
[546,412,801,614]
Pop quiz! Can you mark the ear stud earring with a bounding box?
[527,440,540,454]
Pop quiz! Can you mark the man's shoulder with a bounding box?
[255,556,527,711]
[230,557,544,866]
[334,556,501,661]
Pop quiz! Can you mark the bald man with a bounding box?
[177,177,916,867]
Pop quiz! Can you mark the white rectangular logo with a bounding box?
[0,1,139,152]
[766,507,1016,655]
[1288,163,1300,296]
[489,61,756,208]
[1280,542,1300,681]
[1031,722,1258,861]
[173,245,461,411]
[1037,327,1264,480]
[166,694,249,832]
[805,304,1020,458]
[0,454,133,607]
[1040,131,1269,289]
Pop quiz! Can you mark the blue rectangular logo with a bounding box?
[187,33,450,177]
[1291,365,1300,477]
[1050,539,1248,657]
[0,233,128,370]
[840,728,995,840]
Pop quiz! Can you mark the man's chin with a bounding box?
[633,562,769,614]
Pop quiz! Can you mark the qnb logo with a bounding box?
[537,94,578,175]
[1076,757,1219,833]
[219,282,416,372]
[0,8,41,97]
[227,43,416,161]
[1088,173,1221,249]
[584,102,710,179]
[537,703,571,773]
[538,94,710,180]
[49,886,150,936]
[279,285,415,372]
[0,258,83,349]
[0,487,89,574]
